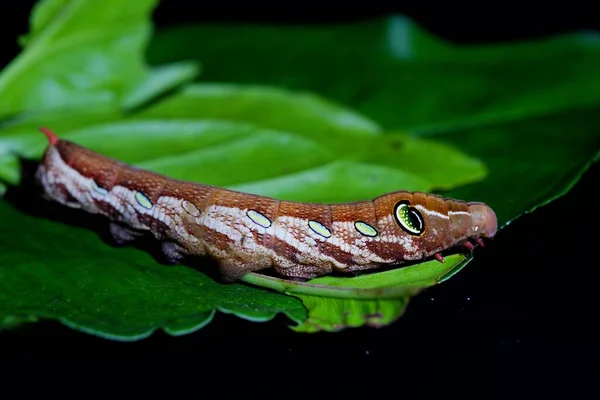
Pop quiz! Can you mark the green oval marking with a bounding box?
[308,220,331,238]
[247,209,272,228]
[394,201,424,236]
[354,221,378,237]
[91,180,108,195]
[134,191,153,210]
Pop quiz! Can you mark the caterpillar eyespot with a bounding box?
[36,127,498,282]
[394,200,425,236]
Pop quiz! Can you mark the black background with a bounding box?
[1,4,599,398]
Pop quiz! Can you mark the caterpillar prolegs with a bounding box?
[36,127,497,282]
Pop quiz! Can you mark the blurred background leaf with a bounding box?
[148,16,600,131]
[0,0,199,121]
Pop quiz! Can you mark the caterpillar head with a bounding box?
[467,202,497,239]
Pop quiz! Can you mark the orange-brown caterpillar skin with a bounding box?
[36,128,497,281]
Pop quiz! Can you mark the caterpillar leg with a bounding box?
[217,259,251,283]
[161,241,188,265]
[463,241,476,251]
[274,264,324,281]
[109,222,144,245]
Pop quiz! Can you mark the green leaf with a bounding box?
[292,296,408,333]
[291,256,470,333]
[229,161,432,202]
[121,61,202,110]
[19,0,67,46]
[0,105,123,183]
[129,84,486,192]
[289,254,473,334]
[428,106,600,227]
[240,255,469,332]
[0,0,198,120]
[0,114,482,338]
[0,184,469,338]
[361,132,486,190]
[27,119,337,187]
[0,155,20,185]
[242,254,468,299]
[13,118,480,201]
[133,83,382,143]
[307,254,469,288]
[0,67,484,337]
[1,315,39,330]
[0,200,307,340]
[0,104,122,137]
[0,79,485,199]
[3,10,599,338]
[148,16,600,131]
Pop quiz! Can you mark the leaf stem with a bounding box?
[240,272,429,299]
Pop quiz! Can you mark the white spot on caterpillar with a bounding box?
[246,209,272,228]
[414,204,449,220]
[308,220,331,238]
[182,200,200,217]
[448,210,470,216]
[125,202,136,215]
[354,221,378,237]
[134,192,153,210]
[91,180,108,195]
[156,208,167,223]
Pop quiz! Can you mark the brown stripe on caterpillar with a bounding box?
[36,127,498,282]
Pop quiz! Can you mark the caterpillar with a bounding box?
[35,127,497,282]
